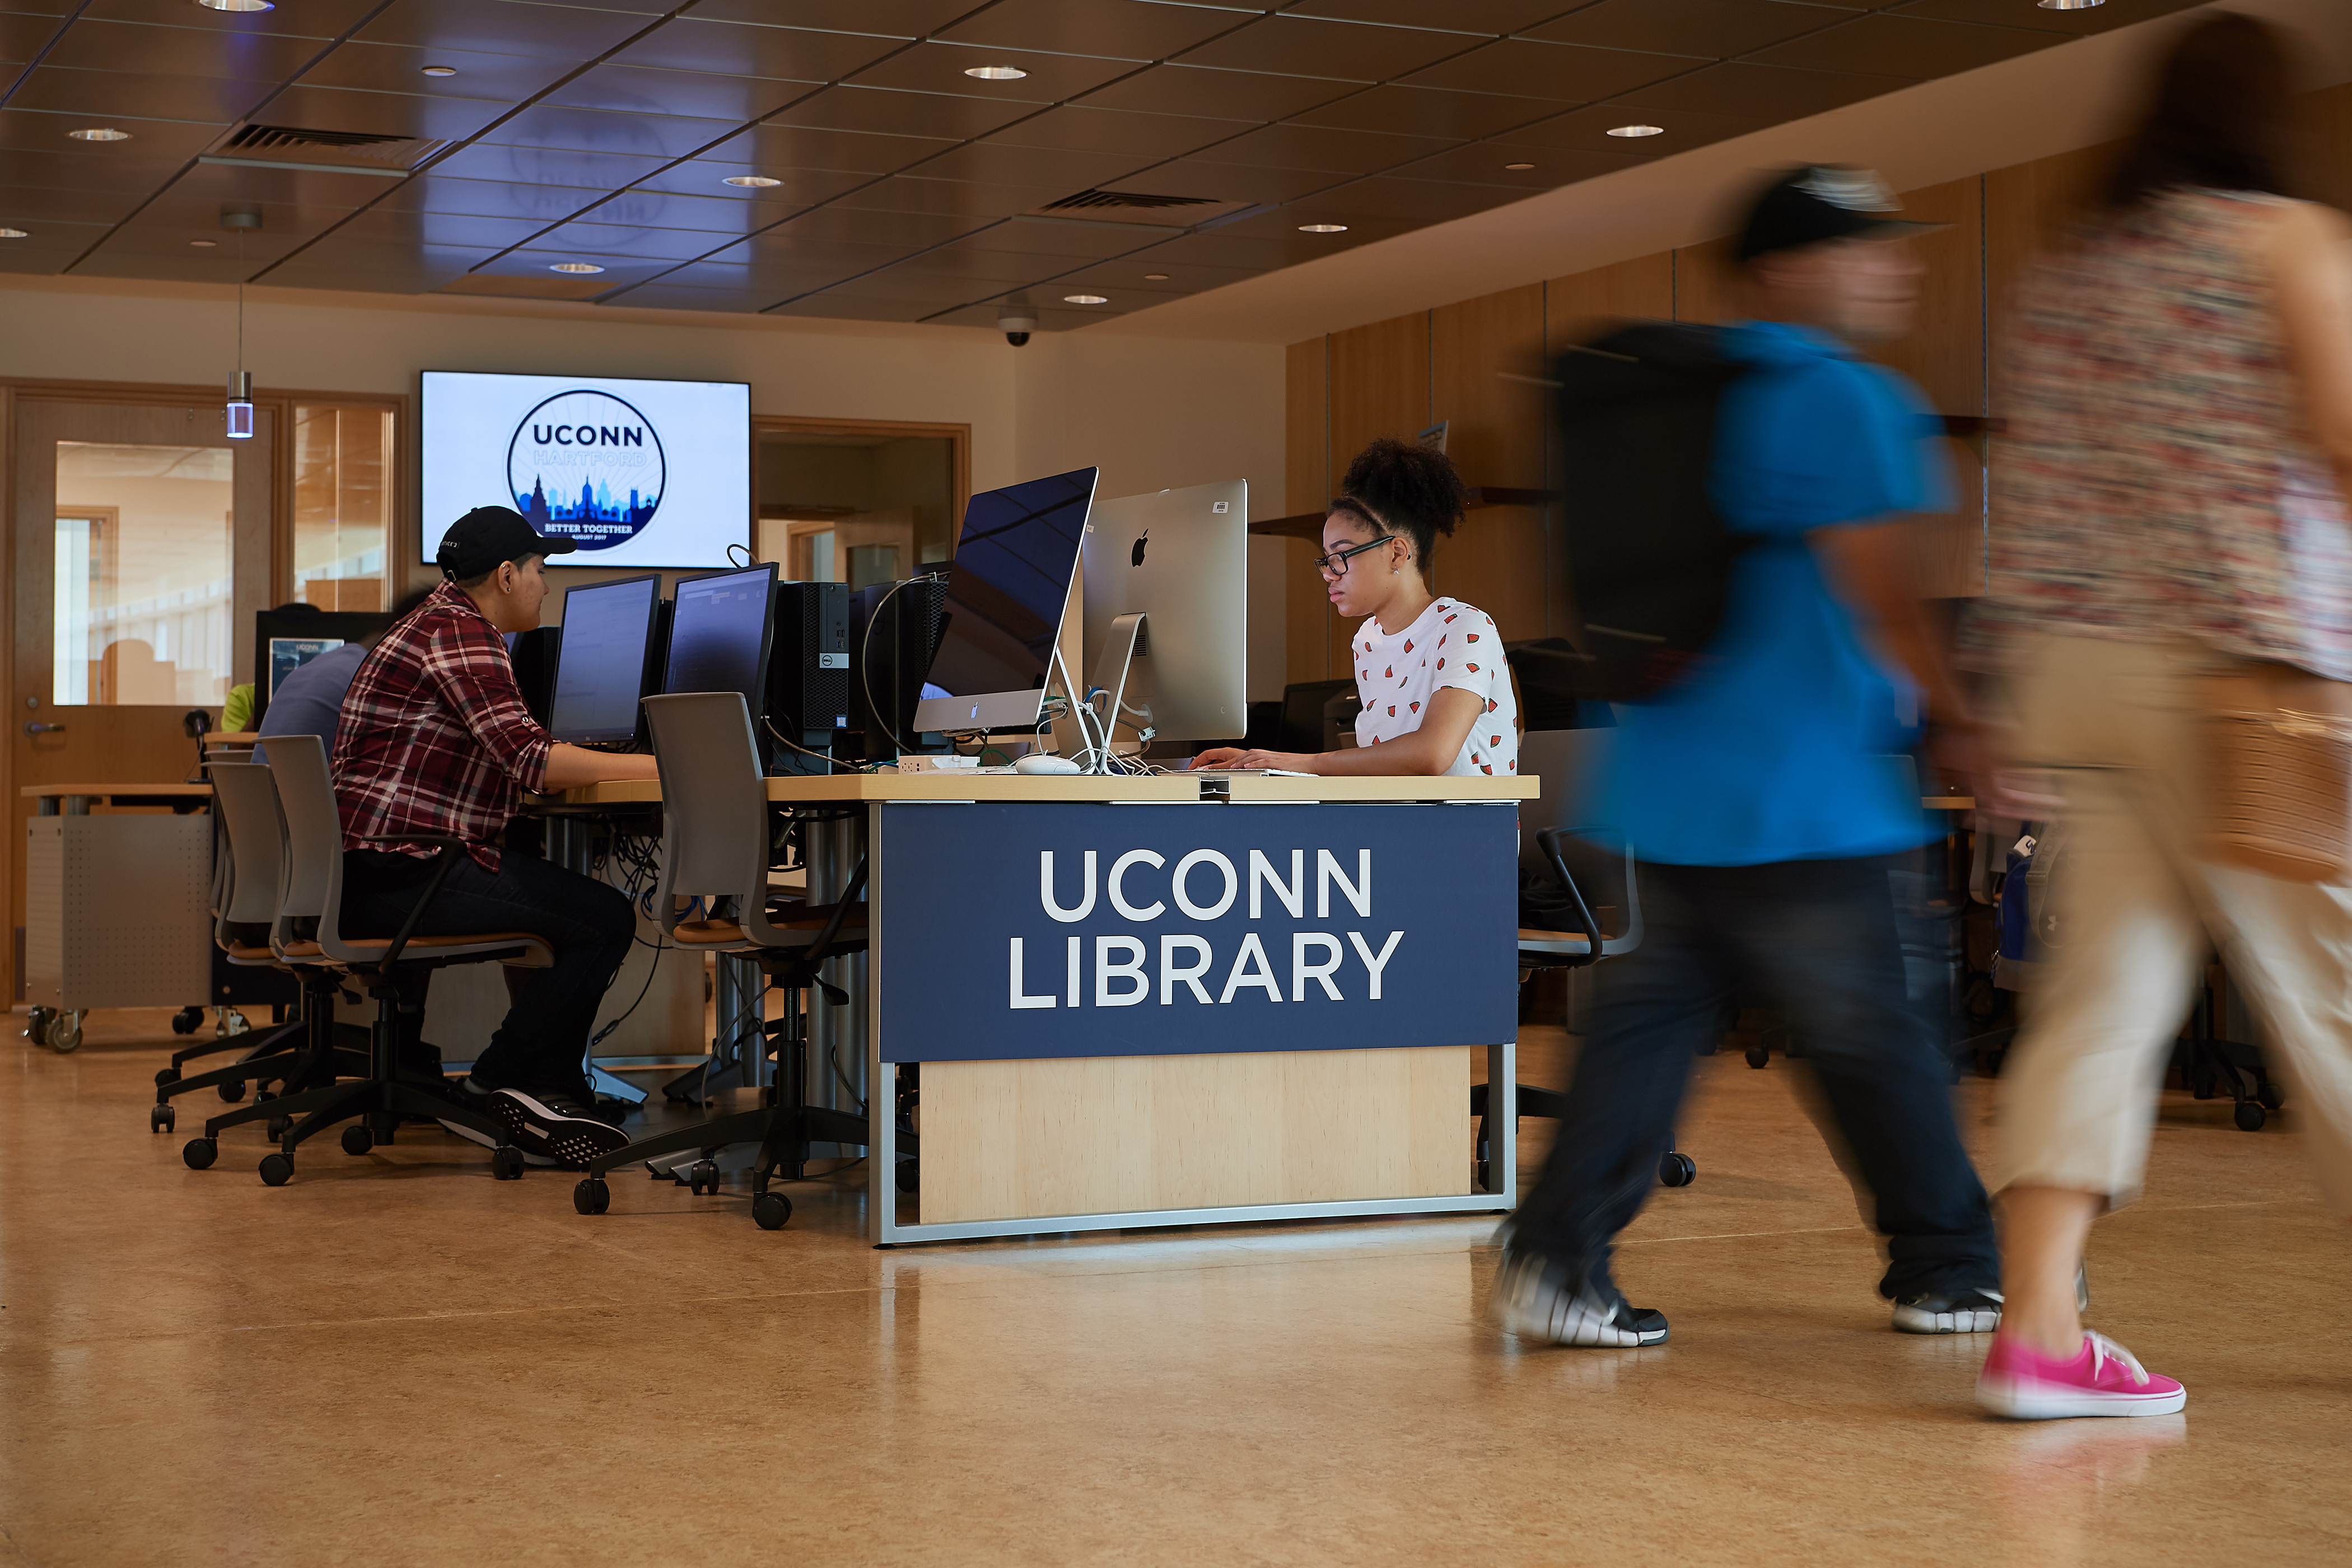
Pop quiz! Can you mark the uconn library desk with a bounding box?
[552,771,1534,1245]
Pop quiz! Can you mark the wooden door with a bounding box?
[6,397,274,1001]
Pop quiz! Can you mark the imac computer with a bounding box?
[546,573,662,746]
[911,466,1096,735]
[662,562,778,726]
[1082,479,1249,744]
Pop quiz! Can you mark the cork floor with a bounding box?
[1,1010,2346,1568]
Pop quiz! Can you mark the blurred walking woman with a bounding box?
[1971,13,2352,1419]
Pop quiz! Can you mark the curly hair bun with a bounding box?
[1338,437,1467,567]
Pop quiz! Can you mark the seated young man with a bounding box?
[333,505,661,1167]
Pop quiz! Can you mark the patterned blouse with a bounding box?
[1973,188,2352,680]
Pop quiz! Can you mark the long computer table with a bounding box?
[550,770,1537,1245]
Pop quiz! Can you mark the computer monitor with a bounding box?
[1082,479,1249,744]
[661,563,778,729]
[547,573,661,745]
[911,466,1096,735]
[250,608,392,727]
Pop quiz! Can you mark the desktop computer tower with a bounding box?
[848,577,947,763]
[508,627,561,727]
[768,580,851,772]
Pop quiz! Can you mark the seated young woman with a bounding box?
[1195,438,1519,778]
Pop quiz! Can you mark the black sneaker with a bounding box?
[489,1086,632,1169]
[1891,1288,2004,1334]
[1488,1252,1669,1347]
[434,1075,505,1150]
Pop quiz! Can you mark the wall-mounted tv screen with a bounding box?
[420,370,750,570]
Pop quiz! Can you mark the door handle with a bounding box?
[23,722,64,735]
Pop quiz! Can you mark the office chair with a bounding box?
[179,735,538,1185]
[150,762,362,1133]
[572,691,889,1230]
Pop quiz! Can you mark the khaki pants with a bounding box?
[1995,631,2352,1210]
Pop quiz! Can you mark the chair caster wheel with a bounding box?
[150,1103,175,1134]
[753,1191,792,1230]
[267,1116,291,1140]
[689,1159,720,1196]
[340,1124,373,1156]
[894,1159,919,1194]
[1744,1046,1769,1068]
[1659,1151,1697,1187]
[171,1006,202,1036]
[258,1152,294,1186]
[2258,1084,2283,1112]
[574,1178,610,1215]
[183,1137,217,1170]
[2235,1102,2267,1132]
[218,1079,246,1103]
[490,1146,525,1181]
[155,1066,180,1087]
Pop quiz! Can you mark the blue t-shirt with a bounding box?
[1592,321,1949,867]
[253,642,367,766]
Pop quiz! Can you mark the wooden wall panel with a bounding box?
[1283,336,1332,683]
[1984,141,2114,348]
[1324,312,1430,675]
[1669,237,1742,325]
[1431,283,1546,637]
[1546,251,1674,351]
[1871,175,1984,419]
[2297,80,2352,216]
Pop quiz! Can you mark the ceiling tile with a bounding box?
[351,0,655,60]
[43,18,323,78]
[1133,156,1342,205]
[1277,1,1567,34]
[958,214,1172,259]
[1286,83,1565,140]
[0,144,209,195]
[1400,38,1695,102]
[482,247,682,287]
[1504,101,1772,155]
[1751,14,2063,79]
[767,84,1039,141]
[1175,15,1483,82]
[100,204,342,255]
[9,66,268,124]
[2,13,63,67]
[83,0,383,39]
[295,40,582,101]
[603,282,774,311]
[528,218,729,261]
[768,290,931,324]
[148,158,412,211]
[329,207,558,250]
[935,0,1255,62]
[1123,225,1363,273]
[1888,0,2204,35]
[701,120,951,176]
[607,18,905,81]
[1526,0,1852,58]
[0,109,225,160]
[706,231,913,276]
[1071,254,1267,293]
[908,139,1158,193]
[806,269,991,306]
[844,41,1144,103]
[377,174,614,223]
[0,220,113,269]
[1074,63,1359,123]
[1392,142,1645,189]
[260,239,488,292]
[1194,120,1455,174]
[539,63,809,121]
[246,85,518,143]
[682,1,976,36]
[1612,59,1911,120]
[1301,174,1527,223]
[827,173,1070,222]
[924,298,1140,332]
[480,103,740,159]
[567,184,790,235]
[0,181,144,226]
[1209,204,1415,243]
[758,203,987,250]
[621,160,869,209]
[982,104,1250,161]
[863,248,1074,289]
[425,141,675,190]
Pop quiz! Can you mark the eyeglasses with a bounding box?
[1312,534,1394,579]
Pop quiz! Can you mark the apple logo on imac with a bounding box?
[1131,530,1147,567]
[506,388,666,551]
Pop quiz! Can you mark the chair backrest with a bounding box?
[262,733,357,960]
[209,763,288,939]
[644,692,773,939]
[1519,727,1615,871]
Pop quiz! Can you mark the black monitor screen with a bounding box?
[662,563,776,719]
[923,467,1095,699]
[548,575,660,744]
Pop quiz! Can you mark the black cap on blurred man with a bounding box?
[1734,165,1945,263]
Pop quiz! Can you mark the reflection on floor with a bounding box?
[2,1012,2345,1567]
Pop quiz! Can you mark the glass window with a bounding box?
[292,403,394,611]
[754,430,955,587]
[53,441,234,706]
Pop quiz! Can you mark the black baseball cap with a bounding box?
[1734,165,1947,264]
[435,505,577,580]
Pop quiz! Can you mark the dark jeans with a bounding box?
[1512,854,1998,1302]
[340,848,636,1098]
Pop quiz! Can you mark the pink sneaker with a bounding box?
[1977,1331,2186,1420]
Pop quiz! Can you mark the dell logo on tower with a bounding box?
[506,389,666,550]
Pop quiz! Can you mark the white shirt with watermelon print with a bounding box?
[1349,596,1519,778]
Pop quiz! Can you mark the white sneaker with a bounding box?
[1488,1253,1670,1347]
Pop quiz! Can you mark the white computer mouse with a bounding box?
[1014,754,1082,775]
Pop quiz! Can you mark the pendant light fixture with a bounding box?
[221,205,260,439]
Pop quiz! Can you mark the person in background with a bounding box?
[1967,13,2352,1421]
[333,506,661,1168]
[1490,165,2002,1348]
[252,589,433,764]
[1193,438,1518,780]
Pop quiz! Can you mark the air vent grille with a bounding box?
[1022,188,1253,229]
[202,123,444,176]
[1042,189,1221,212]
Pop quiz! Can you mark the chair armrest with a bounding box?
[1532,827,1604,969]
[355,837,470,972]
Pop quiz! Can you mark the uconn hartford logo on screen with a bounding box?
[505,388,667,550]
[1008,848,1402,1010]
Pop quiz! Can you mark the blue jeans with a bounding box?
[1511,854,1999,1301]
[340,848,637,1097]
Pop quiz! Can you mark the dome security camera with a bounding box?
[998,305,1037,347]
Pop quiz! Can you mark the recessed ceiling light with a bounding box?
[549,262,605,274]
[723,175,782,188]
[964,65,1028,81]
[1298,223,1348,234]
[190,239,217,247]
[0,227,27,239]
[2038,1,2102,8]
[420,65,458,77]
[68,127,131,142]
[1144,273,1169,281]
[1504,162,1536,171]
[196,0,276,11]
[1607,124,1664,138]
[1063,293,1108,305]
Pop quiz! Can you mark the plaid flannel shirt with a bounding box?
[333,580,552,870]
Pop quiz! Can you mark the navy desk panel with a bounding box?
[876,800,1517,1063]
